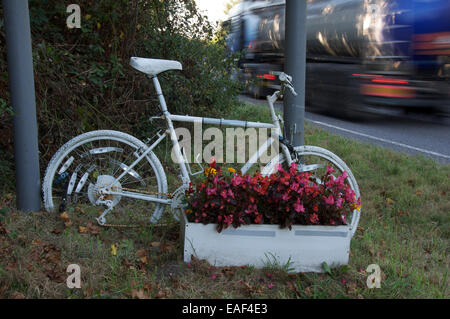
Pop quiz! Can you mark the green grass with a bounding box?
[0,103,448,299]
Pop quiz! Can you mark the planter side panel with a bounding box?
[184,222,350,273]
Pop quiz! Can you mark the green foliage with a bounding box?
[0,0,241,186]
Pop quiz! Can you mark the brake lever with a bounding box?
[286,84,298,96]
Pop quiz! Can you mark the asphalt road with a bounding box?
[239,95,450,164]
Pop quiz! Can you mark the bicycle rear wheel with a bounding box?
[42,130,168,224]
[261,145,361,237]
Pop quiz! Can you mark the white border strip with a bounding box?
[307,119,450,160]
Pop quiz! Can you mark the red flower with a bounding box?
[309,213,319,224]
[224,215,233,226]
[289,162,298,175]
[313,203,319,212]
[209,157,217,168]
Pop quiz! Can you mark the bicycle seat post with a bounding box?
[150,75,169,114]
[149,75,191,185]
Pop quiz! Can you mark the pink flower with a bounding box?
[224,215,233,226]
[289,162,298,175]
[220,189,228,198]
[323,195,335,205]
[267,283,275,289]
[294,200,305,213]
[282,192,290,201]
[345,188,356,202]
[211,273,217,280]
[336,197,344,208]
[232,175,243,186]
[334,173,347,189]
[326,166,336,175]
[206,188,217,196]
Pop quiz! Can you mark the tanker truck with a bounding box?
[226,0,450,117]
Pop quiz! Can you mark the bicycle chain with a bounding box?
[114,186,174,198]
[99,187,174,228]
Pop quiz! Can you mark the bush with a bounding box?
[0,0,241,189]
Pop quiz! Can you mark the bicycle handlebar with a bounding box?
[276,72,298,96]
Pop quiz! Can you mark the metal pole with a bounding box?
[284,0,307,147]
[3,0,41,212]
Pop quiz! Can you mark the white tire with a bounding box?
[42,130,168,223]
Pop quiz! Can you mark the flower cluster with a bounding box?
[185,159,361,233]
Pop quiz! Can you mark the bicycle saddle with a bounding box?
[130,57,182,76]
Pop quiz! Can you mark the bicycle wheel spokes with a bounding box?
[44,131,167,225]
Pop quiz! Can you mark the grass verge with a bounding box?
[0,103,448,298]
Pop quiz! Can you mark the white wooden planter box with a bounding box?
[182,214,352,273]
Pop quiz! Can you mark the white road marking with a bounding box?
[306,119,450,160]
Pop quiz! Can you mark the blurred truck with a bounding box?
[226,0,450,117]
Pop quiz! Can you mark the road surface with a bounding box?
[239,95,450,164]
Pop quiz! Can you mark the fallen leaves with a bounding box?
[78,226,88,234]
[78,223,101,235]
[345,282,358,295]
[287,281,301,297]
[240,281,263,296]
[28,241,66,283]
[0,220,9,236]
[396,211,410,217]
[136,249,152,265]
[86,222,101,235]
[5,261,17,271]
[150,241,160,248]
[51,228,62,235]
[131,288,148,299]
[10,292,25,299]
[60,212,72,227]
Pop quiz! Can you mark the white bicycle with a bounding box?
[42,57,361,236]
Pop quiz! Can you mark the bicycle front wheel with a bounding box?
[42,130,168,224]
[261,145,361,237]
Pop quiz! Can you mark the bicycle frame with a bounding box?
[103,75,293,206]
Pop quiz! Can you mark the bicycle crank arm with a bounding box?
[96,200,114,225]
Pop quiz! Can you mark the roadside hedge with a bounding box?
[0,0,240,192]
